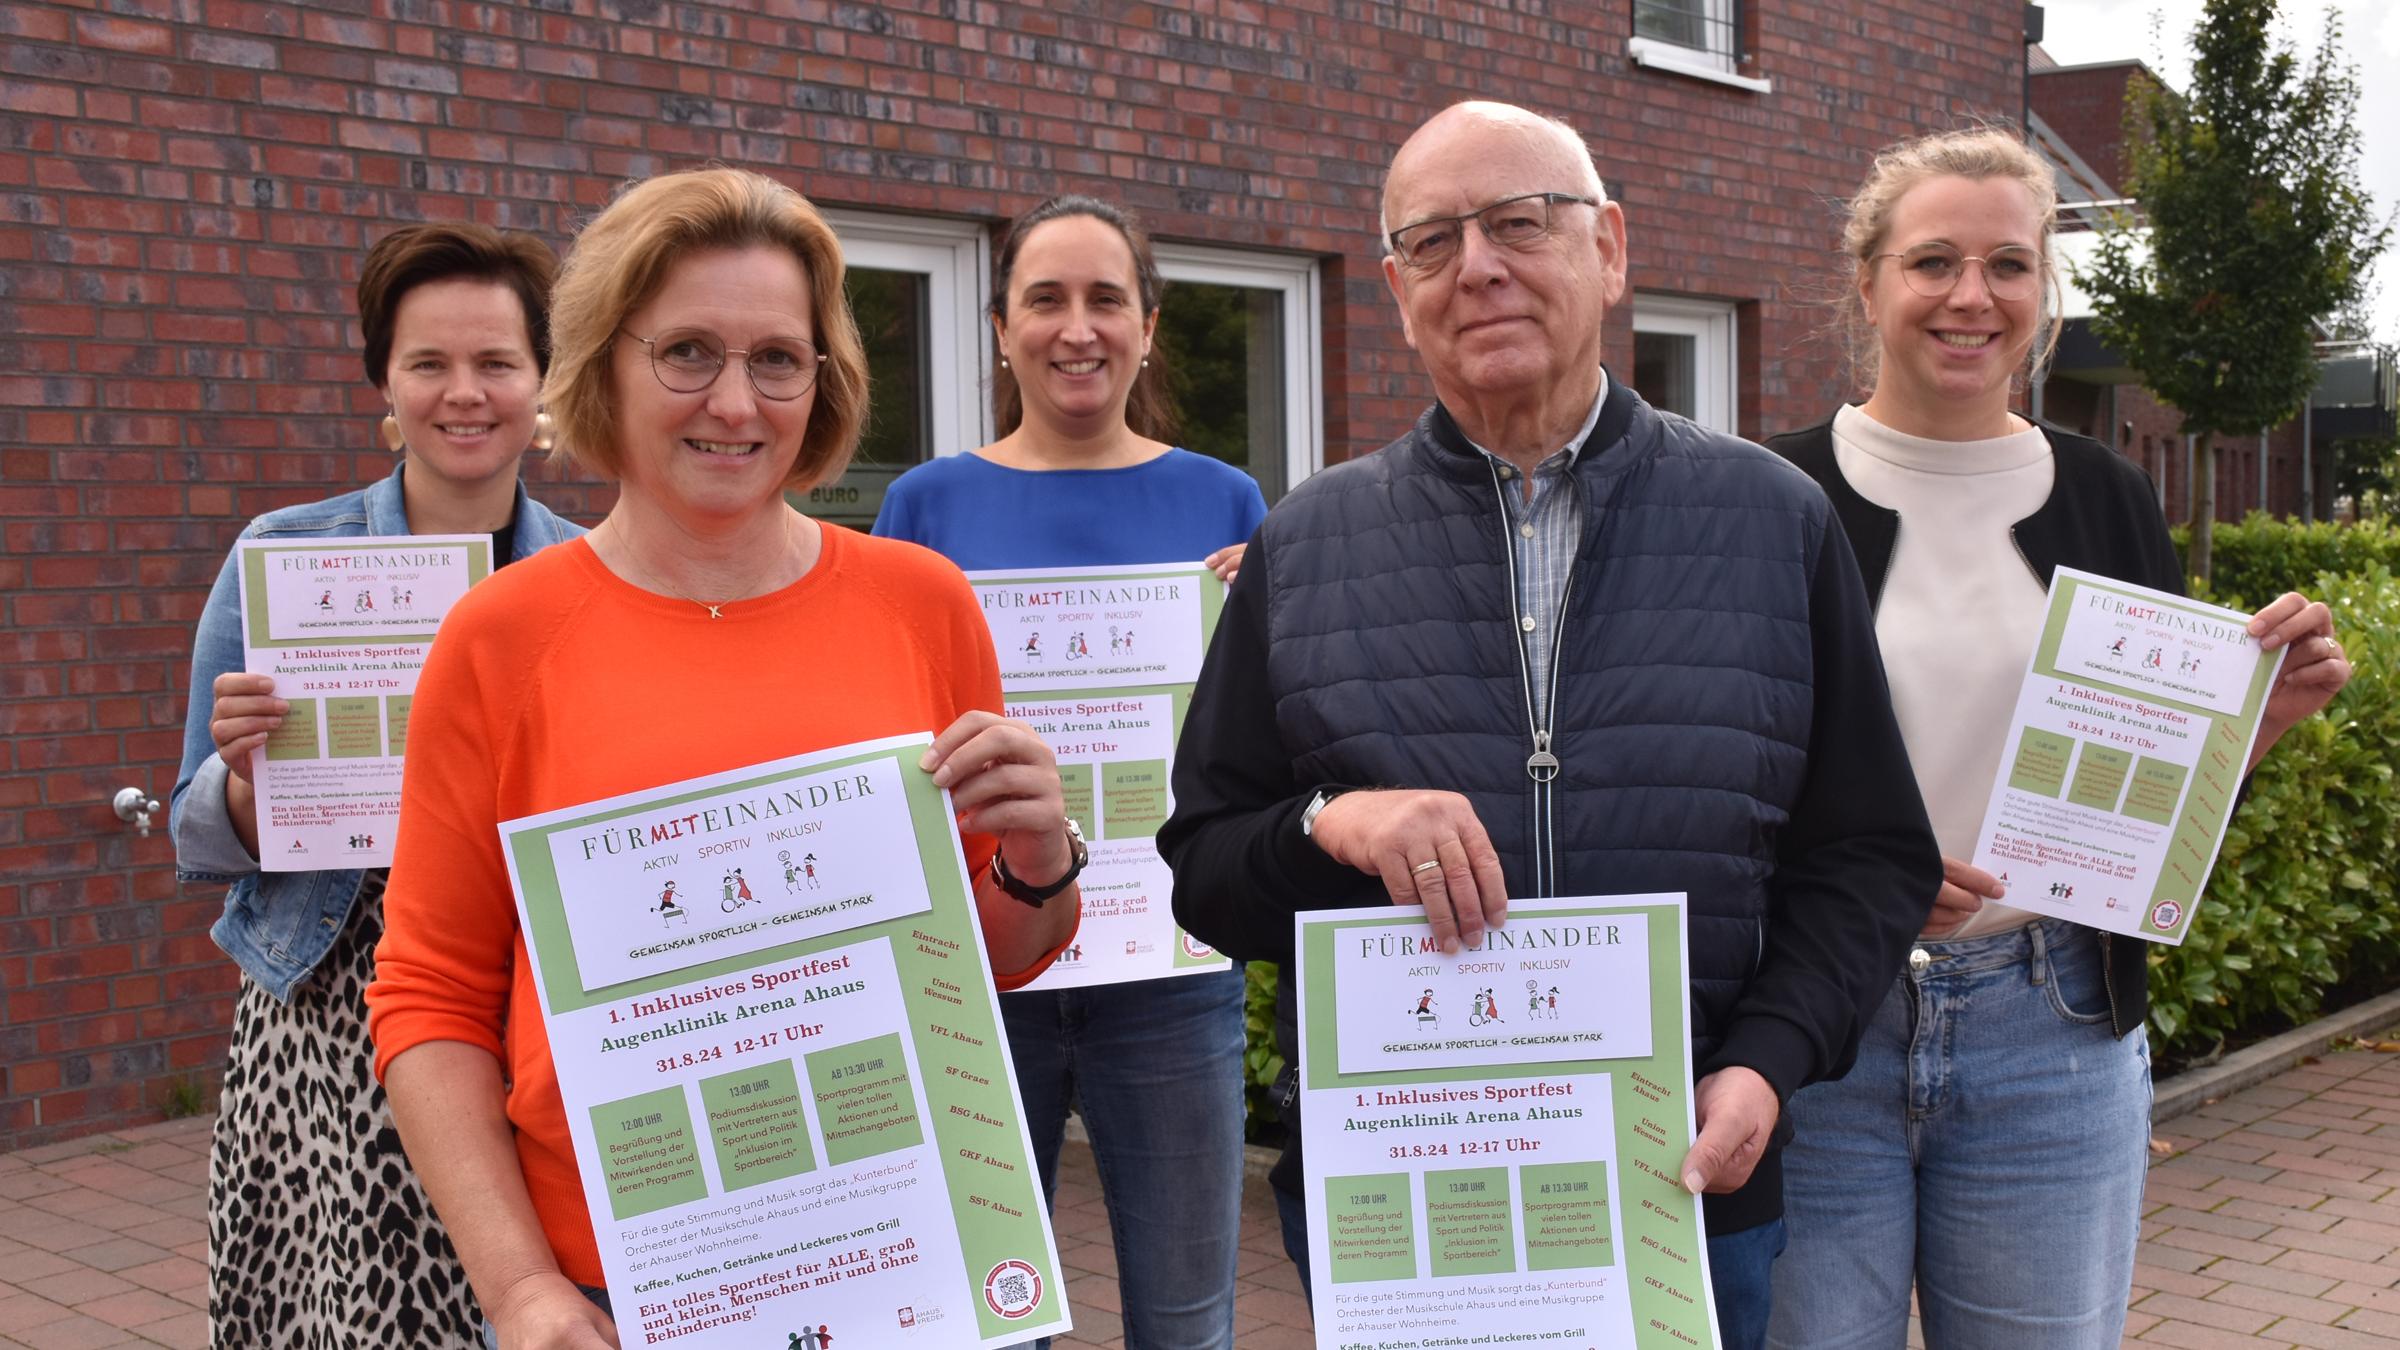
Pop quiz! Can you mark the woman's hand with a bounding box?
[209,672,286,785]
[1204,542,1248,586]
[2249,591,2352,762]
[1922,856,2003,939]
[488,1271,619,1349]
[921,711,1073,885]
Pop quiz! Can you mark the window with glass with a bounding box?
[1631,294,1738,434]
[799,212,990,529]
[1633,0,1742,72]
[1152,244,1322,504]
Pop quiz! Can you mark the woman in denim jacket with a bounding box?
[169,222,583,1348]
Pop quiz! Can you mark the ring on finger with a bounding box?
[1410,859,1443,877]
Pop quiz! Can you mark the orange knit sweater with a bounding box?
[365,525,1070,1288]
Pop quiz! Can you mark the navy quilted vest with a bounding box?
[1259,391,1832,1064]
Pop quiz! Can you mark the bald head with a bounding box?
[1381,102,1608,244]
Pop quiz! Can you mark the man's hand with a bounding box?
[1307,789,1507,952]
[1679,1066,1778,1196]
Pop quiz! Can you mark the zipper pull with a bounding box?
[1525,730,1560,781]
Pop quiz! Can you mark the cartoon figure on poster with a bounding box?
[652,878,686,925]
[1407,988,1438,1028]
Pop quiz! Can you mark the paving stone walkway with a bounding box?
[12,1040,2400,1347]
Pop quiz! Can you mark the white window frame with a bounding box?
[1632,294,1739,435]
[819,209,993,457]
[1152,241,1326,493]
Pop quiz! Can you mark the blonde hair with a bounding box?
[543,167,868,490]
[1837,127,2064,389]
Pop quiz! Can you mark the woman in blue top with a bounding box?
[170,222,583,1348]
[876,196,1265,1349]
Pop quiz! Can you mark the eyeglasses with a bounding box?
[625,329,825,401]
[1872,243,2044,301]
[1387,192,1599,271]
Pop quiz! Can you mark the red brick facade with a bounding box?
[0,1,2031,1148]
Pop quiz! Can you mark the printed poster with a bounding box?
[500,735,1070,1347]
[234,534,489,870]
[968,563,1230,989]
[1968,567,2286,944]
[1297,896,1718,1350]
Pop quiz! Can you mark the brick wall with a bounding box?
[0,0,2031,1149]
[2029,60,2149,195]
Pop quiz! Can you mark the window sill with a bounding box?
[1628,36,1772,94]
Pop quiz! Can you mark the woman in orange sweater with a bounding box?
[365,168,1083,1350]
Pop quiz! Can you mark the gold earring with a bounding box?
[531,411,556,452]
[380,414,404,452]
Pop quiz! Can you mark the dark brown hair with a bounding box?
[356,222,559,387]
[990,196,1179,442]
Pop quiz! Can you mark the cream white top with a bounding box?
[1833,403,2055,939]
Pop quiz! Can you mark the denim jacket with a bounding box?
[170,467,585,1002]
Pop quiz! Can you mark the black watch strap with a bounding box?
[991,819,1087,907]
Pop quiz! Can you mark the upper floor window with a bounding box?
[1630,0,1769,92]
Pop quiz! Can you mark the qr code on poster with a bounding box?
[984,1258,1043,1319]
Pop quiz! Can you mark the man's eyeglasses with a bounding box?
[1872,243,2044,302]
[1387,192,1599,271]
[625,329,826,401]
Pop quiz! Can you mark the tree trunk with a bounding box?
[2189,432,2215,585]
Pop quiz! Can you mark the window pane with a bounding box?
[795,266,930,527]
[1159,280,1288,502]
[1634,331,1699,422]
[1634,0,1709,50]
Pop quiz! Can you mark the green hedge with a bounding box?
[2147,560,2400,1055]
[2174,513,2400,606]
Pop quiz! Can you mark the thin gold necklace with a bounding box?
[610,513,798,620]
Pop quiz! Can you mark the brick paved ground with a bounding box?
[12,1043,2400,1347]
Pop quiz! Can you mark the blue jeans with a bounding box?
[1767,919,2151,1348]
[1004,966,1246,1350]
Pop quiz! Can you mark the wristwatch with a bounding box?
[1300,786,1354,838]
[990,818,1088,908]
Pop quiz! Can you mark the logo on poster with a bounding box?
[1180,933,1215,961]
[983,1259,1044,1320]
[2150,899,2184,932]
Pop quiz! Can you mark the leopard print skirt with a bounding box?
[208,871,482,1348]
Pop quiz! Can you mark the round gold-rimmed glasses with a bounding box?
[1872,243,2044,301]
[625,328,825,401]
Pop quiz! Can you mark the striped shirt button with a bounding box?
[1520,616,1537,632]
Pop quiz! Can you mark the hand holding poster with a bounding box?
[234,534,490,869]
[500,734,1070,1347]
[968,563,1230,988]
[1297,895,1718,1350]
[1967,567,2286,943]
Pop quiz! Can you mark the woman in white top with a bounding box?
[1762,127,2351,1347]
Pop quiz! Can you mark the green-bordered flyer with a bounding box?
[233,534,489,870]
[1296,895,1718,1348]
[498,734,1070,1347]
[1967,567,2286,944]
[968,563,1232,988]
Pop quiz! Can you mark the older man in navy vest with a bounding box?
[1160,101,1939,1347]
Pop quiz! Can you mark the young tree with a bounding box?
[2082,0,2390,582]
